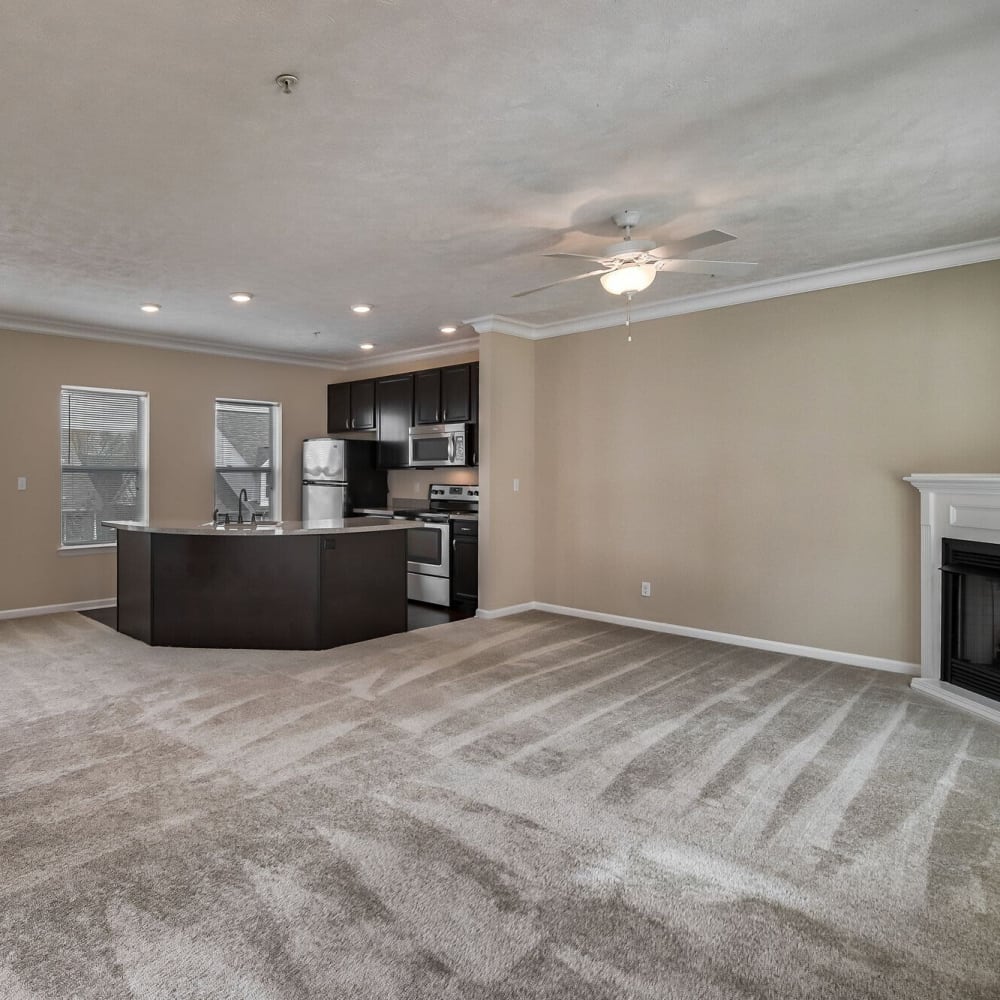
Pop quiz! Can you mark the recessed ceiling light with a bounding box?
[230,292,253,303]
[359,343,375,351]
[140,303,161,313]
[351,304,373,314]
[439,324,457,334]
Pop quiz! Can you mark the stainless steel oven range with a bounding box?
[395,484,479,607]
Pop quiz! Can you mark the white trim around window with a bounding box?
[214,398,282,521]
[59,385,149,550]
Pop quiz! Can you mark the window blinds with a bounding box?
[60,387,147,545]
[214,400,278,517]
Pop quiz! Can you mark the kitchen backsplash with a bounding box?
[387,467,478,502]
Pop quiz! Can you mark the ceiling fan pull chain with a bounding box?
[626,291,633,342]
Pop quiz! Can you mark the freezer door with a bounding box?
[302,483,346,520]
[302,438,346,483]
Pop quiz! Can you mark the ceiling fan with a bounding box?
[513,210,758,298]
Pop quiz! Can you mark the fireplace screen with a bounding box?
[941,537,1000,702]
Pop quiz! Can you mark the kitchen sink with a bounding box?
[202,520,281,531]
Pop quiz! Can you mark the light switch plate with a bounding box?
[17,476,27,491]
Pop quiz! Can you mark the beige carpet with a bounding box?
[1,611,998,999]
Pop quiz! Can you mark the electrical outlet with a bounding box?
[641,581,651,597]
[513,478,520,493]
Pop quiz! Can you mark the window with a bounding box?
[60,386,148,547]
[214,399,281,519]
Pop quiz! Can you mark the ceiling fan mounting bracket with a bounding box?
[613,209,642,231]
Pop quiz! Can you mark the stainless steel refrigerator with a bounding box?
[302,438,388,520]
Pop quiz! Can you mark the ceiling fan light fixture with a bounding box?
[599,263,656,296]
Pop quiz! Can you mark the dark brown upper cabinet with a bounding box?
[327,379,376,433]
[374,373,413,469]
[441,364,472,423]
[413,369,443,425]
[470,362,479,425]
[414,364,473,425]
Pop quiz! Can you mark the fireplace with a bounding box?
[941,537,1000,702]
[905,474,1000,725]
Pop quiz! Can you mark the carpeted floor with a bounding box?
[1,612,998,999]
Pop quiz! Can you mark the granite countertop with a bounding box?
[449,513,479,521]
[103,518,415,537]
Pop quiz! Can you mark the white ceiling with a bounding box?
[2,1,999,366]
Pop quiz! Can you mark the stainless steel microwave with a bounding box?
[408,423,473,467]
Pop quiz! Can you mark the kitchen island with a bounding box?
[104,518,410,650]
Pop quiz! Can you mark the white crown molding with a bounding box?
[0,310,481,372]
[6,237,997,362]
[467,237,1000,341]
[478,602,919,676]
[335,336,480,370]
[0,311,349,369]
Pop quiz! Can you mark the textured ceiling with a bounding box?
[1,1,999,364]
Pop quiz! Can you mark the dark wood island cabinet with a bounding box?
[107,518,410,650]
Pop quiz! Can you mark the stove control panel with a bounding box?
[429,484,480,501]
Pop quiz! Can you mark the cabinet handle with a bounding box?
[350,417,355,429]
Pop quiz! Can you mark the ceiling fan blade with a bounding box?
[653,258,758,276]
[512,269,608,298]
[649,229,737,258]
[542,252,609,263]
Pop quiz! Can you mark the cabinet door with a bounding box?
[327,383,351,433]
[413,369,442,425]
[441,364,471,423]
[350,379,376,431]
[450,527,478,607]
[375,374,413,469]
[470,362,479,424]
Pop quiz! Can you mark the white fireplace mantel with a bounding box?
[905,473,1000,725]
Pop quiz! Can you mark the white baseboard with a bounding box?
[910,678,1000,726]
[477,601,919,677]
[0,598,116,621]
[476,603,537,620]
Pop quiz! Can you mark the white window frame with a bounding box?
[59,385,149,552]
[213,398,282,520]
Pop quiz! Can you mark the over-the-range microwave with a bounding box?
[408,423,474,467]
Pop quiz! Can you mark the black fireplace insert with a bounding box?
[941,537,1000,702]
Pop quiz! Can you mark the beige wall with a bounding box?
[0,330,332,613]
[7,261,999,663]
[531,260,1000,663]
[478,331,536,610]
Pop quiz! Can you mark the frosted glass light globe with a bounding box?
[599,263,656,295]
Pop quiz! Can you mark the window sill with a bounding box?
[58,544,117,557]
